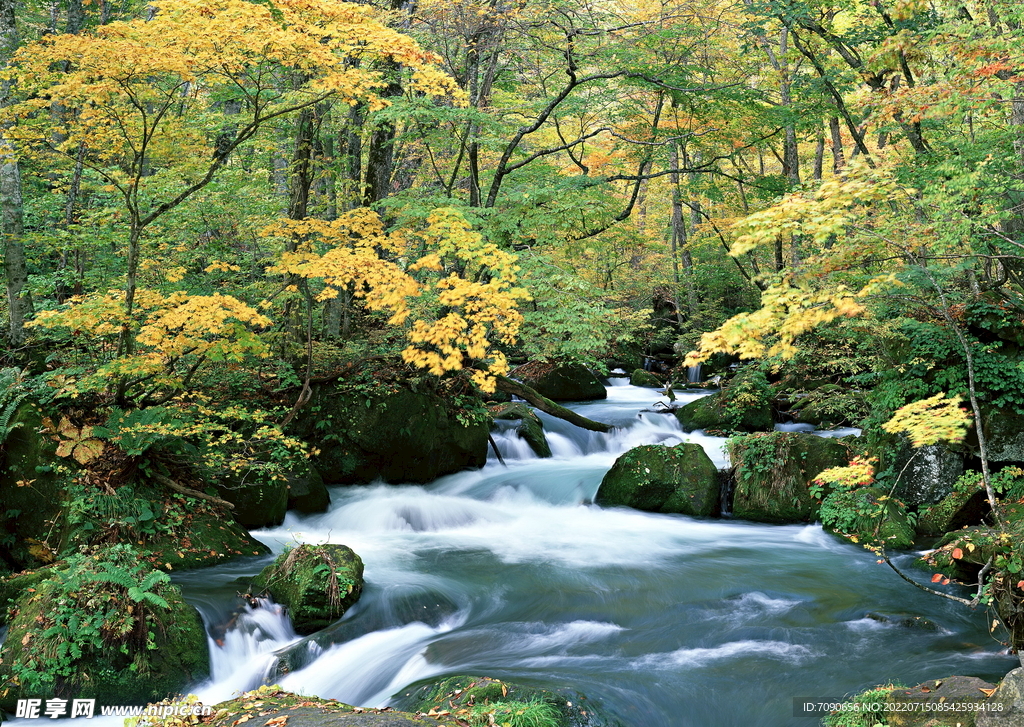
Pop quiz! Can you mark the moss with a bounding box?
[392,675,624,727]
[916,488,988,537]
[251,544,363,634]
[0,403,67,569]
[731,432,850,523]
[298,385,489,484]
[0,551,208,711]
[674,388,772,433]
[509,362,607,402]
[491,403,551,458]
[822,684,903,727]
[821,487,915,550]
[0,568,53,626]
[629,369,662,388]
[595,443,719,516]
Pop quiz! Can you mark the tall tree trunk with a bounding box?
[1,0,28,347]
[829,117,845,172]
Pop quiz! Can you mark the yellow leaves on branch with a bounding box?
[882,393,972,447]
[684,275,895,364]
[1,0,463,169]
[729,161,910,257]
[813,456,877,493]
[30,289,271,392]
[265,208,528,392]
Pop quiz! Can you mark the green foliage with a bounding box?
[722,368,773,430]
[468,699,561,727]
[822,684,903,727]
[0,368,31,443]
[9,545,173,693]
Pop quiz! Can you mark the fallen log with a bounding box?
[494,375,612,433]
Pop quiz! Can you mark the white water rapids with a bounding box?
[2,381,1015,726]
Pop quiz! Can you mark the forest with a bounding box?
[2,0,1024,725]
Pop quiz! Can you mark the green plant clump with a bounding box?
[822,684,904,727]
[469,699,562,727]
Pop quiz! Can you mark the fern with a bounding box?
[0,367,30,443]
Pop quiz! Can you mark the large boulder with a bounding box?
[0,547,208,711]
[629,369,662,387]
[490,402,551,458]
[298,385,489,484]
[675,369,773,433]
[215,476,288,529]
[251,544,363,634]
[886,676,998,727]
[980,408,1024,463]
[596,443,719,516]
[510,361,607,401]
[820,486,916,549]
[979,667,1024,727]
[882,437,965,509]
[287,462,331,514]
[916,488,989,537]
[391,675,624,727]
[730,432,851,523]
[207,686,461,727]
[0,403,67,569]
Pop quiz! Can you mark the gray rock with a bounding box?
[978,667,1024,726]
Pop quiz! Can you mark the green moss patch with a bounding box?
[596,443,719,516]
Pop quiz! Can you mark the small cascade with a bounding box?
[194,597,301,704]
[718,468,735,518]
[687,363,702,384]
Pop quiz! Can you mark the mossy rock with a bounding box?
[391,675,624,727]
[0,403,67,569]
[730,432,850,523]
[510,362,607,402]
[207,686,461,727]
[976,408,1024,462]
[251,544,363,634]
[821,486,916,550]
[0,549,208,711]
[0,568,53,627]
[629,369,662,388]
[916,488,989,537]
[297,385,488,484]
[674,391,772,433]
[287,462,331,514]
[56,483,269,572]
[215,478,288,529]
[490,402,551,458]
[595,443,719,516]
[886,676,997,727]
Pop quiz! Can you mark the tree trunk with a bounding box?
[495,376,611,433]
[1,0,28,347]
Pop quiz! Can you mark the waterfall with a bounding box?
[687,363,702,384]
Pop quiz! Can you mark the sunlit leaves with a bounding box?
[882,392,972,447]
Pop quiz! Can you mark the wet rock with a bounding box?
[251,544,364,635]
[864,612,940,630]
[207,687,461,727]
[629,369,662,387]
[297,385,488,484]
[510,361,607,401]
[391,675,625,727]
[821,486,916,550]
[490,402,551,458]
[886,676,998,727]
[674,368,773,433]
[916,489,989,537]
[730,432,850,523]
[0,548,208,712]
[978,667,1024,726]
[215,477,289,529]
[287,462,331,514]
[890,439,965,509]
[596,443,719,517]
[977,408,1024,463]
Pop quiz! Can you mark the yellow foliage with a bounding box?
[882,393,972,447]
[264,208,527,392]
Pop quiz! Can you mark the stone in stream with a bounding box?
[391,675,625,727]
[629,368,663,387]
[885,676,999,727]
[205,686,462,727]
[296,384,489,484]
[595,443,720,517]
[0,548,209,713]
[509,361,607,401]
[251,544,364,635]
[490,402,551,458]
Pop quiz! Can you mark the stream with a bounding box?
[5,381,1018,725]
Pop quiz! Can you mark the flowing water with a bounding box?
[3,381,1017,725]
